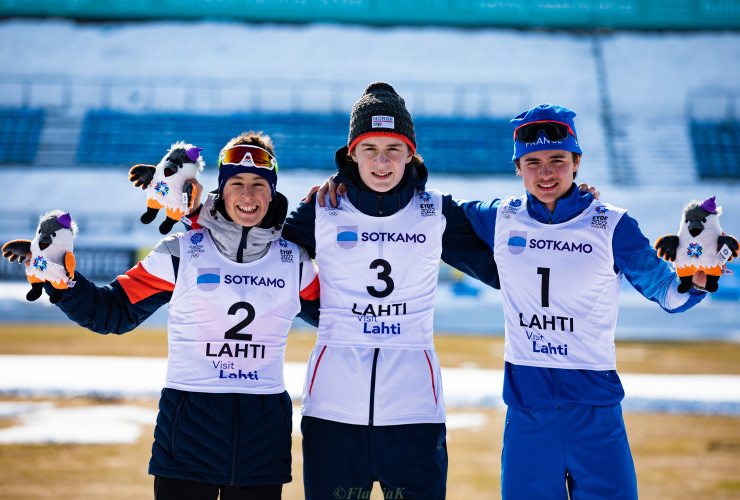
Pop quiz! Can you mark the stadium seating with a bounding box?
[76,110,514,174]
[0,108,44,163]
[690,120,740,179]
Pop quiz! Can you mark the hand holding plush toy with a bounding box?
[654,196,739,293]
[129,142,205,234]
[1,210,77,303]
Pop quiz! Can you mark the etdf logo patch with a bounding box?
[197,268,220,291]
[337,226,358,249]
[508,230,527,255]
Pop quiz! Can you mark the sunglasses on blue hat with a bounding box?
[514,120,576,143]
[218,144,278,172]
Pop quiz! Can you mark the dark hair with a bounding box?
[220,131,275,157]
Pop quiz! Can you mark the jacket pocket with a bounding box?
[169,392,188,457]
[279,391,293,435]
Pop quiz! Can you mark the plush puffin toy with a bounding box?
[655,196,739,293]
[129,142,205,234]
[1,210,78,303]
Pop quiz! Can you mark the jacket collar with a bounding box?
[333,145,428,216]
[197,192,285,262]
[526,183,594,224]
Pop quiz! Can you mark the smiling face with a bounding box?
[516,149,580,212]
[222,173,272,227]
[350,136,413,193]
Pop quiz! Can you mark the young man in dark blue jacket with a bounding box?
[35,133,320,500]
[462,104,708,499]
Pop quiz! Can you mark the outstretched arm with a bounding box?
[50,269,171,334]
[614,214,705,313]
[47,240,178,334]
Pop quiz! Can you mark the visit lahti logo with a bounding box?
[508,230,527,254]
[337,226,358,249]
[197,268,220,291]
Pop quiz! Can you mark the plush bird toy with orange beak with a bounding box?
[2,210,77,303]
[655,196,739,293]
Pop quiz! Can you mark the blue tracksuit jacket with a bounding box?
[463,184,706,410]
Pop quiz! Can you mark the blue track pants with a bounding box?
[501,403,638,500]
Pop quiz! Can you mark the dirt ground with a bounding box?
[0,324,739,499]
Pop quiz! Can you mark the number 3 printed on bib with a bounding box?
[367,258,394,298]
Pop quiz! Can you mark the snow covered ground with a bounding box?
[1,354,739,445]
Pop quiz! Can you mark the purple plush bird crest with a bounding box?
[56,212,72,228]
[700,196,717,214]
[186,146,203,162]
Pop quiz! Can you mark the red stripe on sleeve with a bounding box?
[300,275,320,301]
[118,262,175,304]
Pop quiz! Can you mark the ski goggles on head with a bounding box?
[514,120,577,143]
[218,144,278,172]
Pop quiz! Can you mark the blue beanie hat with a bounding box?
[510,104,582,161]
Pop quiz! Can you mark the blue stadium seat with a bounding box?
[0,108,44,163]
[77,110,513,174]
[690,120,740,179]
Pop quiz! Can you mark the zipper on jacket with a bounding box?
[377,195,384,215]
[368,348,380,426]
[237,227,249,263]
[230,394,240,486]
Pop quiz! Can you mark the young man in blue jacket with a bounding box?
[36,133,320,500]
[282,82,500,500]
[462,104,708,499]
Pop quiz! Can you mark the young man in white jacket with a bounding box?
[282,82,500,499]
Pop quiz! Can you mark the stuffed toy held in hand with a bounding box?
[654,196,739,293]
[1,210,77,304]
[129,142,205,234]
